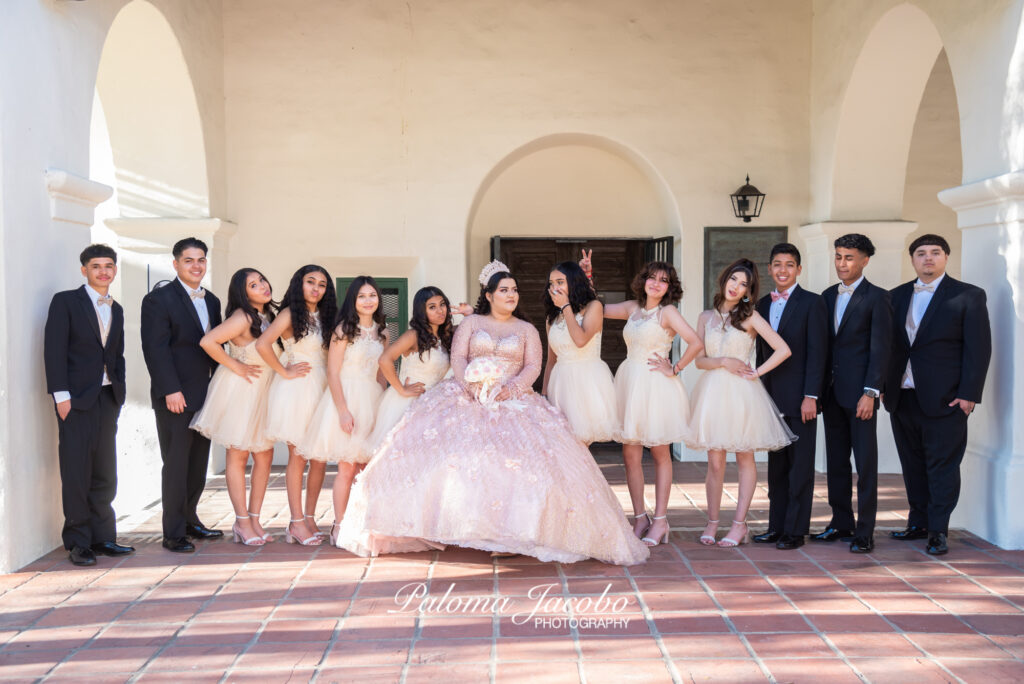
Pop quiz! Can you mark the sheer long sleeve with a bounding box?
[450,315,476,385]
[507,321,542,395]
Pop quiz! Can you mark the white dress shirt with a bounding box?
[901,273,945,389]
[53,285,112,404]
[834,274,864,331]
[769,284,797,332]
[178,277,211,333]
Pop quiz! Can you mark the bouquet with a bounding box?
[464,357,503,405]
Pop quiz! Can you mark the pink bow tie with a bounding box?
[771,291,789,303]
[913,283,935,294]
[190,290,206,300]
[838,284,855,295]
[96,295,113,306]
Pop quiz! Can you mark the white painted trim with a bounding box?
[44,168,113,226]
[938,171,1024,229]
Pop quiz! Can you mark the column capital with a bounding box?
[44,168,113,227]
[938,171,1024,229]
[103,217,237,254]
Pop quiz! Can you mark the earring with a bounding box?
[742,296,750,302]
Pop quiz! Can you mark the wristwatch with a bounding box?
[863,389,880,399]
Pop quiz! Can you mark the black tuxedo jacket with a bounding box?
[823,278,893,409]
[883,276,991,417]
[756,285,829,418]
[140,280,221,411]
[44,286,127,409]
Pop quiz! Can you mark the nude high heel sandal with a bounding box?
[285,518,322,546]
[232,515,266,546]
[717,520,751,548]
[305,514,327,539]
[700,520,720,546]
[633,512,652,539]
[248,511,271,542]
[642,515,670,547]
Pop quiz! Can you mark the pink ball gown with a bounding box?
[335,314,649,565]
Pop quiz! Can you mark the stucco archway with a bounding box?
[89,0,216,514]
[829,3,949,222]
[465,133,682,296]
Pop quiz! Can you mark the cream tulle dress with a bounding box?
[300,325,385,464]
[686,313,795,452]
[614,306,691,446]
[263,318,328,447]
[366,344,450,454]
[546,311,620,443]
[190,318,274,452]
[334,314,649,565]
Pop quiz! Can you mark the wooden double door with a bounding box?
[490,236,673,391]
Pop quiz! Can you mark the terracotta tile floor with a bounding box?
[3,446,1023,683]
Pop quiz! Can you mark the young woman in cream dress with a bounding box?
[583,252,704,548]
[688,259,794,547]
[191,268,277,545]
[299,276,388,542]
[366,286,454,454]
[541,260,619,444]
[256,265,337,546]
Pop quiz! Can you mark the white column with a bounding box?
[938,171,1024,549]
[104,218,237,488]
[798,221,918,475]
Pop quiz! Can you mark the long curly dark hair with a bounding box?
[225,268,278,339]
[543,261,597,324]
[279,265,337,349]
[712,258,759,328]
[335,275,387,343]
[474,271,529,321]
[631,260,684,308]
[409,286,454,359]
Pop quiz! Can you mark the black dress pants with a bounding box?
[766,414,818,536]
[57,386,120,550]
[154,406,211,539]
[822,397,878,538]
[890,389,969,535]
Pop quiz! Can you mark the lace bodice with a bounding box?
[400,346,450,387]
[704,314,756,364]
[282,318,326,368]
[341,326,385,380]
[623,307,673,360]
[548,313,602,362]
[451,315,542,393]
[228,340,269,366]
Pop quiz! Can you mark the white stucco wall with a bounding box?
[901,50,962,281]
[0,0,225,574]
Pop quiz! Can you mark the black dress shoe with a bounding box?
[753,531,781,544]
[91,541,135,556]
[849,536,875,553]
[810,528,855,542]
[69,546,97,566]
[890,526,929,541]
[185,523,224,540]
[162,536,196,553]
[776,534,805,550]
[926,532,949,555]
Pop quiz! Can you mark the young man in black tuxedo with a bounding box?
[884,234,991,555]
[752,244,828,550]
[141,237,223,552]
[813,233,892,553]
[44,244,134,566]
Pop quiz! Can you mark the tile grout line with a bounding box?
[622,556,683,684]
[798,546,967,684]
[667,542,777,684]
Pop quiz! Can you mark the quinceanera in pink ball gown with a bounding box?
[334,313,649,566]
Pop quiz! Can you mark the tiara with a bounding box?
[478,260,510,287]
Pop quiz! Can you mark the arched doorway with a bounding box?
[89,0,214,514]
[466,133,681,382]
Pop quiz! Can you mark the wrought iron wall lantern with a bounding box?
[730,175,765,223]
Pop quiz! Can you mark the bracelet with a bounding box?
[561,304,571,312]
